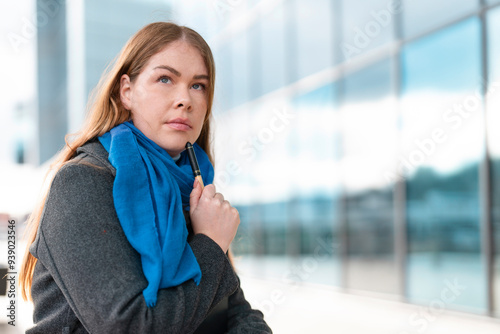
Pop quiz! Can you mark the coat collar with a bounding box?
[76,139,116,176]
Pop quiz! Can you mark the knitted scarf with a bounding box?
[98,121,214,307]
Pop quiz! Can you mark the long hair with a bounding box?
[19,22,216,301]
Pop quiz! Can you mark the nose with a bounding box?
[174,86,192,111]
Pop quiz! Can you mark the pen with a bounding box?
[185,142,205,189]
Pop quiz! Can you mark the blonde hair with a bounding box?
[20,22,216,301]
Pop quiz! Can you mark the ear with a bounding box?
[120,74,132,110]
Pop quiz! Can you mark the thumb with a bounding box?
[189,179,202,214]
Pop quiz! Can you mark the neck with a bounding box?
[172,154,181,162]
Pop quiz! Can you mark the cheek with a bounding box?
[130,80,156,110]
[131,93,156,117]
[194,97,208,123]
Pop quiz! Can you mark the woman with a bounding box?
[20,22,272,333]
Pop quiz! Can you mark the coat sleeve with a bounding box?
[32,160,239,334]
[226,278,273,334]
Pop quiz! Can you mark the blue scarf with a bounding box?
[98,121,214,307]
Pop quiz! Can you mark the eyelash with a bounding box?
[158,76,171,84]
[192,83,206,91]
[157,75,206,91]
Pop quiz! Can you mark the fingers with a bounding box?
[196,183,235,212]
[189,179,203,212]
[204,186,227,207]
[189,182,240,253]
[214,192,225,204]
[201,183,216,199]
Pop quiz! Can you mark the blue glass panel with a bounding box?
[341,58,399,294]
[486,6,500,316]
[402,0,479,39]
[290,82,341,286]
[401,18,486,312]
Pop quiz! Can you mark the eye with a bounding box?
[158,76,171,84]
[192,83,206,91]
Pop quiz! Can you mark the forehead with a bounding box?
[147,40,207,74]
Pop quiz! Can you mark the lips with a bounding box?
[166,118,192,131]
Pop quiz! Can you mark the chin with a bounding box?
[158,130,199,156]
[159,141,187,157]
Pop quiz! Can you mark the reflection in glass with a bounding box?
[401,18,486,312]
[402,0,479,39]
[290,82,341,286]
[341,58,399,294]
[487,6,500,317]
[340,0,396,62]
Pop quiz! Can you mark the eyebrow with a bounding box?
[153,65,209,81]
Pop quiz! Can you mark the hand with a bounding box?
[189,180,240,253]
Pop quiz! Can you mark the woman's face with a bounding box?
[120,40,209,157]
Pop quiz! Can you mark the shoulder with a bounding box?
[47,139,116,210]
[71,138,115,174]
[54,139,115,185]
[34,140,118,256]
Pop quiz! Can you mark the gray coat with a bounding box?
[27,140,272,334]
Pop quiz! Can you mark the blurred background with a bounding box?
[2,0,500,333]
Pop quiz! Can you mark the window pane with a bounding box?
[230,31,250,108]
[290,82,341,286]
[340,0,396,62]
[248,23,262,101]
[341,58,399,294]
[292,83,339,194]
[84,0,169,97]
[401,18,486,313]
[213,43,232,114]
[295,0,335,80]
[402,0,479,39]
[260,3,287,95]
[37,0,67,164]
[486,6,500,317]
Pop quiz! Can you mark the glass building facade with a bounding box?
[202,0,500,317]
[36,0,68,164]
